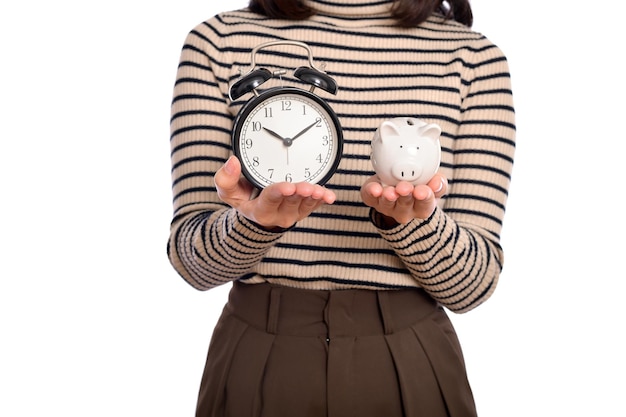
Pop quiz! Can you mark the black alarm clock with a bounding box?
[229,40,343,189]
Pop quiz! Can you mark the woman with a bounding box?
[168,0,515,416]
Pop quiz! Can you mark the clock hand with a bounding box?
[262,127,287,142]
[263,127,296,147]
[291,119,319,142]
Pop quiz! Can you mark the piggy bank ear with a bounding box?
[379,120,401,142]
[421,123,442,142]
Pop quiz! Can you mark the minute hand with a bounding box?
[291,120,319,142]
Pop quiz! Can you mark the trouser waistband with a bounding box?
[227,281,440,339]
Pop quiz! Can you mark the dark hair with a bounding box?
[248,0,473,27]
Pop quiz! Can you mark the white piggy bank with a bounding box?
[371,117,442,186]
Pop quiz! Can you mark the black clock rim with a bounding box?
[231,86,344,189]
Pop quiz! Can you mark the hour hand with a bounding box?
[262,127,286,141]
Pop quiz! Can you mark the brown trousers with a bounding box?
[196,281,477,417]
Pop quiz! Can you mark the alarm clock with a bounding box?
[229,40,343,189]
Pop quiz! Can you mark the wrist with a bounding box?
[369,209,400,230]
[249,218,295,233]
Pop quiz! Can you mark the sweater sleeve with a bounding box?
[373,42,516,313]
[167,21,285,290]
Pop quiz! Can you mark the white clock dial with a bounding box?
[232,87,343,189]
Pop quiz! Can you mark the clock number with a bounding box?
[285,173,293,183]
[281,101,292,111]
[302,105,307,116]
[267,168,274,179]
[304,168,311,178]
[322,135,329,146]
[252,121,262,131]
[315,117,322,127]
[252,156,260,167]
[264,108,273,118]
[244,138,253,149]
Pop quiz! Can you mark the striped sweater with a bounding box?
[168,0,516,313]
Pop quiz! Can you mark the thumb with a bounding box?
[215,156,242,194]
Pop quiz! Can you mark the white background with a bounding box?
[1,1,624,416]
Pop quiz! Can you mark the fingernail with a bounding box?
[434,178,444,193]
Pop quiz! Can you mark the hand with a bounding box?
[215,156,336,229]
[360,173,448,225]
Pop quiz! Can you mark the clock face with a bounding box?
[232,87,343,189]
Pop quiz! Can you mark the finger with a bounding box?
[413,184,433,201]
[321,188,337,204]
[363,181,383,199]
[313,186,336,205]
[294,183,336,205]
[283,191,305,209]
[394,181,414,197]
[215,156,242,194]
[395,192,415,209]
[427,174,448,199]
[261,182,297,208]
[381,185,400,202]
[294,182,316,198]
[299,196,324,214]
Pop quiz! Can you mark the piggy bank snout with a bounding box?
[391,162,423,182]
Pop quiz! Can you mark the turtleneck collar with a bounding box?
[303,0,395,17]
